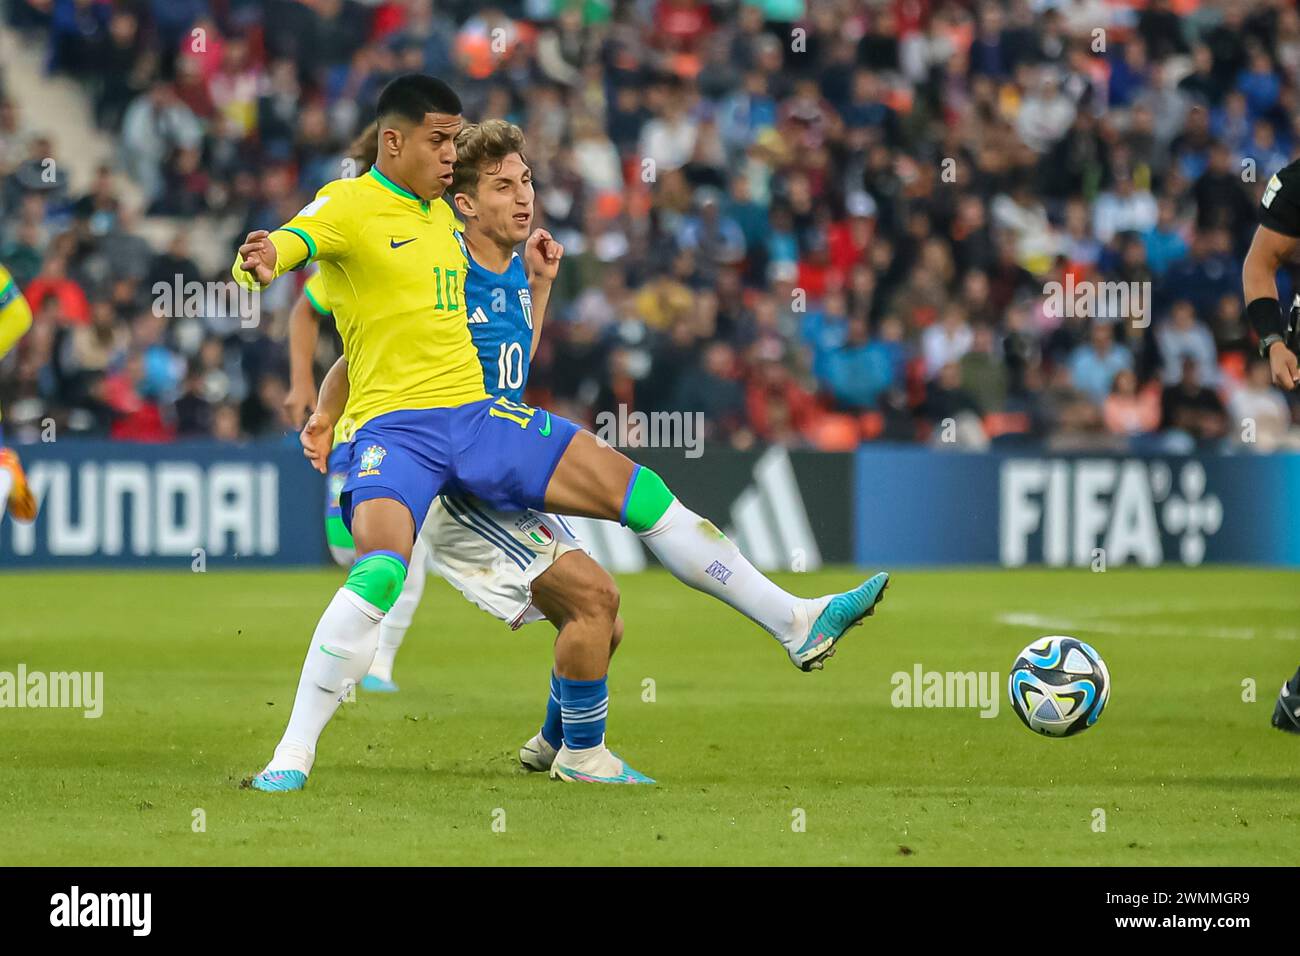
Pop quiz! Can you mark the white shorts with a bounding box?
[419,494,586,629]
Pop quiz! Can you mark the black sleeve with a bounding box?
[1259,160,1300,237]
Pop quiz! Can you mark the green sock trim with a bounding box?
[624,466,675,533]
[325,515,355,550]
[344,553,407,612]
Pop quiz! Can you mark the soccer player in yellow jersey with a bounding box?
[237,75,888,789]
[0,264,36,523]
[280,123,623,708]
[284,121,630,768]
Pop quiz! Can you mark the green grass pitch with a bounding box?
[1,566,1296,866]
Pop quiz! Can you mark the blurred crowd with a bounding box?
[2,0,1300,452]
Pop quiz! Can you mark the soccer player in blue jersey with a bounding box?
[237,75,888,788]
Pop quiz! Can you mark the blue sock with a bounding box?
[558,674,608,751]
[541,671,563,749]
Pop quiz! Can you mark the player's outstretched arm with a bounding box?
[317,355,350,424]
[233,229,280,290]
[285,293,324,428]
[300,356,351,473]
[1243,224,1300,390]
[523,228,563,360]
[232,184,355,292]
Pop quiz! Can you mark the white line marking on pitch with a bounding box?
[996,612,1297,642]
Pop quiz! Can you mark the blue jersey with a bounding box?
[458,233,534,403]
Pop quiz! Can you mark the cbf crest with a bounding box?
[358,444,387,477]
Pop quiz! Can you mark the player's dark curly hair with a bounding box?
[451,119,528,199]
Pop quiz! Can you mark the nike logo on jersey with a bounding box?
[389,237,417,249]
[539,411,552,437]
[468,306,490,324]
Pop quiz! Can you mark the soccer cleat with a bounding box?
[549,744,655,784]
[789,571,890,672]
[519,732,559,772]
[247,769,307,792]
[361,674,399,693]
[0,448,37,523]
[1271,667,1300,734]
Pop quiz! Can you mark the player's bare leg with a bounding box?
[518,551,645,780]
[545,554,620,680]
[544,431,889,671]
[248,498,414,792]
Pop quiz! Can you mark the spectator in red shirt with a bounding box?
[24,254,91,326]
[657,0,712,51]
[105,352,177,442]
[746,347,819,445]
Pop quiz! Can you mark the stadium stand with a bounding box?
[0,0,1297,452]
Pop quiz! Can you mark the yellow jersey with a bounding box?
[0,264,32,357]
[302,269,331,320]
[234,167,489,430]
[0,264,33,425]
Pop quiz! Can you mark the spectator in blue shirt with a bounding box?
[821,317,898,411]
[1068,321,1134,403]
[1235,44,1281,116]
[1141,198,1189,277]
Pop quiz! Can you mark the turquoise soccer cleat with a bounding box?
[361,674,399,693]
[789,571,890,672]
[247,769,307,792]
[549,745,656,784]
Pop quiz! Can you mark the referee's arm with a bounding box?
[1244,224,1300,390]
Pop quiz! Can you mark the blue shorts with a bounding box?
[340,396,581,534]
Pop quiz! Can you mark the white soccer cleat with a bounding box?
[518,732,559,772]
[549,743,655,784]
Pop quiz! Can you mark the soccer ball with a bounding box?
[1008,636,1110,737]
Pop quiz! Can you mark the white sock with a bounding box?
[0,467,12,516]
[265,588,384,775]
[636,499,809,645]
[369,558,424,682]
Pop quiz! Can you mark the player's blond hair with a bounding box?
[451,119,528,198]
